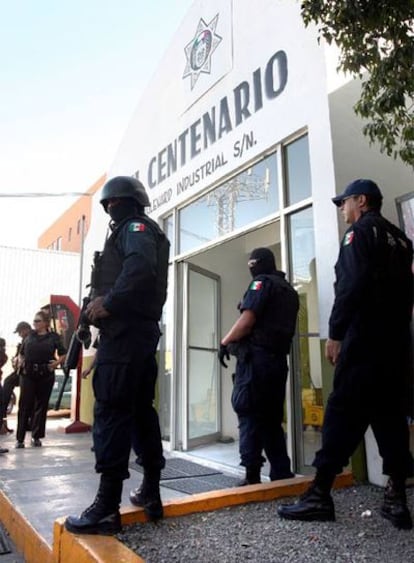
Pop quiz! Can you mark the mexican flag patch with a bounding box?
[249,280,263,291]
[343,231,354,246]
[129,222,146,232]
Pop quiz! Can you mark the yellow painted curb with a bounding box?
[53,471,353,562]
[0,489,53,563]
[54,518,144,563]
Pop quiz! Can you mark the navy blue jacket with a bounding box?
[329,210,413,343]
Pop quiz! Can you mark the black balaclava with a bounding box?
[248,247,277,278]
[105,198,137,224]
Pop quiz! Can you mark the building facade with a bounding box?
[38,174,106,252]
[80,0,414,478]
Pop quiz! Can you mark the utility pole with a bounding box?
[78,214,86,306]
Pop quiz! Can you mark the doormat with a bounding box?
[160,474,240,494]
[129,457,221,481]
[0,525,11,555]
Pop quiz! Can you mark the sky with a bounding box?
[0,0,194,249]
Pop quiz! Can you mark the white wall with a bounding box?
[82,0,340,337]
[91,1,335,215]
[0,246,79,349]
[329,78,414,230]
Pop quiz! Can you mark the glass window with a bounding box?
[179,154,279,254]
[163,214,174,258]
[395,192,414,420]
[290,207,316,283]
[158,264,173,441]
[288,207,322,469]
[285,135,311,206]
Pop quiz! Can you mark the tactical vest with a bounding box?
[369,213,413,325]
[93,215,169,321]
[249,273,299,354]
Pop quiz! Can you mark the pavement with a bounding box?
[0,413,353,563]
[0,412,192,550]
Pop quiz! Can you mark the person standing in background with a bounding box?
[0,338,9,453]
[16,311,66,448]
[0,321,31,434]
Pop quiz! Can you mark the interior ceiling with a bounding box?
[188,222,279,268]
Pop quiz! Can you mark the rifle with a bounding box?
[54,332,82,410]
[53,252,101,410]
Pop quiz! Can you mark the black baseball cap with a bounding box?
[332,179,383,207]
[14,321,31,333]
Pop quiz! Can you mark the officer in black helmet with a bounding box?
[219,247,299,485]
[65,176,170,535]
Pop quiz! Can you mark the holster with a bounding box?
[227,341,251,363]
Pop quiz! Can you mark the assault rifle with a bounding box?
[54,252,100,410]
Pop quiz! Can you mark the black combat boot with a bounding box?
[380,477,412,530]
[0,421,9,435]
[65,476,122,535]
[277,482,335,521]
[237,466,261,486]
[2,419,13,433]
[270,468,295,481]
[130,467,163,520]
[277,468,336,522]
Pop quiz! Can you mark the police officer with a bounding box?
[0,337,9,453]
[0,321,31,434]
[65,176,169,535]
[219,247,299,485]
[278,179,414,530]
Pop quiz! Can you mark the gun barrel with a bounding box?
[54,368,70,411]
[64,333,83,371]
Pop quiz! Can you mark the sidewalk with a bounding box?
[0,413,188,548]
[0,414,353,562]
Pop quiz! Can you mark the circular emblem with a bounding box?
[190,30,212,71]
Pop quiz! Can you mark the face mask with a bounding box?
[107,199,135,223]
[248,248,276,278]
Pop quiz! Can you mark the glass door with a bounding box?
[182,263,221,449]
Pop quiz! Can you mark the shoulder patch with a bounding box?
[343,231,354,246]
[249,280,263,291]
[128,222,146,233]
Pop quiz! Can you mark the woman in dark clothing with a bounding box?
[16,311,66,448]
[0,338,9,453]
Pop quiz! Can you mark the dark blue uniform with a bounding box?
[92,214,169,481]
[314,210,414,478]
[232,272,299,478]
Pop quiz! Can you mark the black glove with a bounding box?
[218,343,230,368]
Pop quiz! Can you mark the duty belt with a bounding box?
[29,363,49,371]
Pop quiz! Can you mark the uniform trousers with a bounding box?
[314,335,413,479]
[16,373,55,442]
[92,319,165,481]
[233,347,292,478]
[1,371,20,419]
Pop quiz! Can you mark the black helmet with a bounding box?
[100,176,150,210]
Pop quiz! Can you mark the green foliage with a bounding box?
[301,0,414,166]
